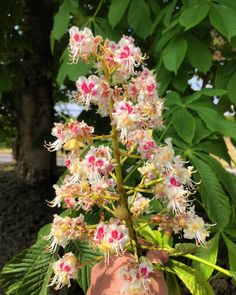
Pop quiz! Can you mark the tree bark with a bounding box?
[16,0,55,186]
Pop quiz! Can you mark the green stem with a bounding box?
[103,205,114,215]
[157,120,172,144]
[183,254,232,278]
[124,161,142,183]
[109,99,140,256]
[85,0,104,25]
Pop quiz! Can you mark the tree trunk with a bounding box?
[16,0,55,186]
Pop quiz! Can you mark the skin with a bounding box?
[87,251,168,295]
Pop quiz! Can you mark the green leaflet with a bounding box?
[172,107,196,143]
[197,153,236,206]
[128,0,152,38]
[165,91,182,107]
[50,0,78,51]
[186,33,212,73]
[193,140,231,164]
[179,2,209,30]
[222,234,236,273]
[192,233,220,280]
[190,155,231,228]
[170,260,214,295]
[192,118,212,144]
[0,240,54,295]
[209,3,236,40]
[137,223,163,246]
[189,103,236,140]
[165,272,181,295]
[162,36,187,74]
[185,88,227,105]
[171,63,189,92]
[108,0,130,28]
[227,72,236,105]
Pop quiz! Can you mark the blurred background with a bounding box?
[0,0,236,294]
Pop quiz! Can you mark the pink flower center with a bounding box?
[74,33,84,42]
[146,84,155,93]
[64,159,71,167]
[64,265,71,273]
[88,155,95,164]
[170,177,180,187]
[96,227,104,239]
[81,82,95,94]
[120,46,131,59]
[95,159,104,167]
[140,267,148,277]
[120,102,134,113]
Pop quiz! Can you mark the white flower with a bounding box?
[188,75,203,91]
[120,262,153,294]
[49,253,79,290]
[183,207,209,245]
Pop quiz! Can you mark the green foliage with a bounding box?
[190,155,231,228]
[170,260,214,295]
[128,0,152,38]
[0,239,54,295]
[186,34,212,73]
[165,272,181,295]
[172,107,195,143]
[179,2,209,30]
[108,0,130,29]
[171,243,198,256]
[193,233,220,279]
[162,36,187,73]
[209,3,236,40]
[223,234,236,273]
[51,0,79,50]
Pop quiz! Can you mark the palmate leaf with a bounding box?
[0,240,54,295]
[190,155,231,228]
[170,260,214,295]
[192,233,220,280]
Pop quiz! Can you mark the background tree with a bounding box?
[0,0,55,186]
